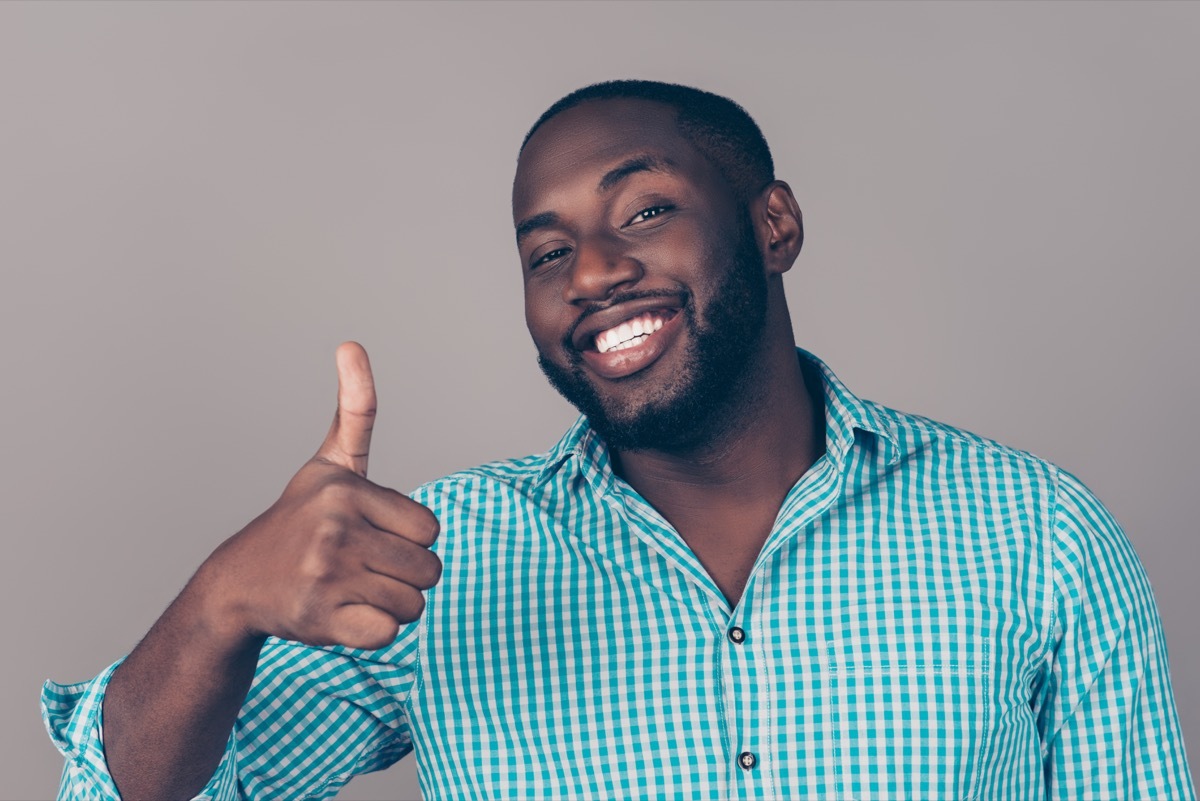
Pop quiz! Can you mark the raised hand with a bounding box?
[200,342,441,651]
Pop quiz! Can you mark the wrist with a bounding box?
[184,559,268,657]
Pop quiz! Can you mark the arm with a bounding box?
[102,575,266,800]
[44,630,421,801]
[43,343,441,800]
[1032,469,1195,800]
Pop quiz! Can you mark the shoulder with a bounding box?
[869,400,1149,600]
[404,450,566,541]
[410,451,551,502]
[882,399,1049,467]
[867,398,1063,491]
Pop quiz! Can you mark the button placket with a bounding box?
[723,614,764,789]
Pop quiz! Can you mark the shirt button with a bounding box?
[728,626,746,644]
[738,751,757,769]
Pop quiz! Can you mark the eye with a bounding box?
[530,246,571,271]
[625,204,674,226]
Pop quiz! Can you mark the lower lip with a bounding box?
[580,311,684,380]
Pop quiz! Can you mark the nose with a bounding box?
[563,236,643,305]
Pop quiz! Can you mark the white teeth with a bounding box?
[594,311,670,353]
[612,334,648,351]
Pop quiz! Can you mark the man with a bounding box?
[44,80,1194,800]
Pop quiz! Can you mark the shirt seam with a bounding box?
[1036,465,1063,673]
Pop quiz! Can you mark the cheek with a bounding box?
[629,219,724,280]
[523,287,568,349]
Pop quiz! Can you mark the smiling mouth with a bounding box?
[577,305,685,381]
[592,309,678,353]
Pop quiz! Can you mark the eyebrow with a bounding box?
[515,211,560,246]
[515,154,679,246]
[597,154,677,193]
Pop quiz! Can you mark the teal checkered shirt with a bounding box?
[44,350,1194,800]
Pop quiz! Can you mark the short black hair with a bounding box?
[521,80,775,201]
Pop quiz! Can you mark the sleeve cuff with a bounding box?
[42,659,240,801]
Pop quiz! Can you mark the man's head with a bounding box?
[513,80,803,452]
[522,80,776,206]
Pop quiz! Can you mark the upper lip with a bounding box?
[568,293,685,352]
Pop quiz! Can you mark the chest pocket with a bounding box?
[827,633,992,801]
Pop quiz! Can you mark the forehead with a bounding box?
[512,98,724,221]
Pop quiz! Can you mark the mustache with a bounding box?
[560,288,691,353]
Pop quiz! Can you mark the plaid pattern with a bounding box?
[43,350,1194,800]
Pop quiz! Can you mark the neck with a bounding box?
[612,335,824,517]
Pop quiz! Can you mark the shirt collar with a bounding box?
[532,348,901,488]
[533,413,611,490]
[801,347,901,470]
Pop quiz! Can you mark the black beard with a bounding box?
[537,211,769,452]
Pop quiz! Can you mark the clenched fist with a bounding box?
[199,342,441,651]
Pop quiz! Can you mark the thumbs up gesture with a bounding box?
[200,343,442,651]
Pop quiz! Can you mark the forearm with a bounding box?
[57,343,436,799]
[104,567,265,801]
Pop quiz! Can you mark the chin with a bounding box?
[539,349,708,451]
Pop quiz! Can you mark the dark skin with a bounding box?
[104,342,442,800]
[515,98,819,605]
[100,98,818,799]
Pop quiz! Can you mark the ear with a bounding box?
[753,181,803,276]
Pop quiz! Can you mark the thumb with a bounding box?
[316,341,376,477]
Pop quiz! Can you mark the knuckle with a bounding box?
[401,591,426,621]
[378,485,407,502]
[415,552,443,589]
[297,544,339,585]
[312,517,351,551]
[315,476,359,507]
[417,510,441,544]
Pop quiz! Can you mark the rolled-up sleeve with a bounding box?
[1033,469,1195,799]
[42,628,421,801]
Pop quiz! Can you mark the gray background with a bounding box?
[1,2,1196,798]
